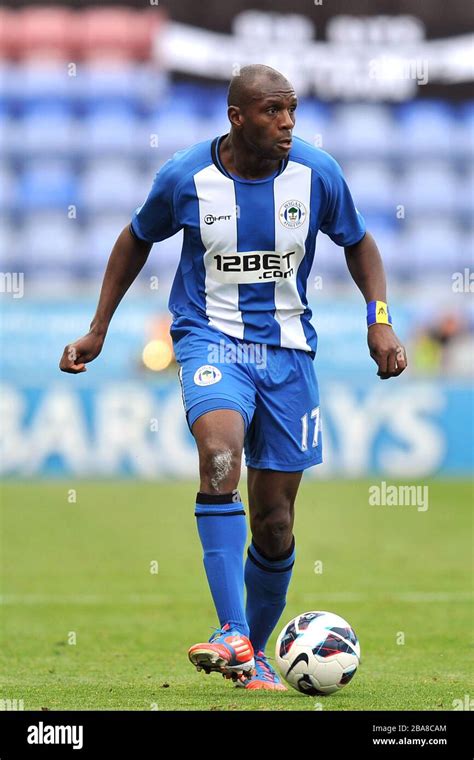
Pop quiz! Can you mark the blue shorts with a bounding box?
[173,326,323,472]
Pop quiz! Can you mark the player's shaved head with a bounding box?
[227,64,293,109]
[222,64,297,169]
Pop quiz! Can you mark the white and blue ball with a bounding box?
[275,611,361,695]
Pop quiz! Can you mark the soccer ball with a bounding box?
[275,610,361,695]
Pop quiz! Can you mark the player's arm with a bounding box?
[60,159,181,374]
[59,225,152,373]
[344,231,407,379]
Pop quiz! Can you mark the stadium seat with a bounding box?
[465,225,474,270]
[19,211,80,277]
[15,104,78,157]
[79,8,163,60]
[17,159,77,211]
[79,159,145,211]
[11,60,78,107]
[81,106,148,156]
[0,163,15,213]
[189,84,228,120]
[460,164,474,217]
[149,88,215,152]
[79,62,167,113]
[396,101,460,157]
[323,104,396,157]
[175,83,230,140]
[1,110,18,159]
[80,213,132,275]
[0,9,18,59]
[460,102,474,155]
[8,7,75,59]
[402,218,463,276]
[0,62,17,110]
[344,161,395,214]
[400,161,458,215]
[149,108,202,154]
[0,220,17,270]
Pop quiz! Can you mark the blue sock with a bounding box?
[244,537,295,654]
[195,489,249,638]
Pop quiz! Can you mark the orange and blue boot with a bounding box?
[236,650,287,691]
[188,623,255,681]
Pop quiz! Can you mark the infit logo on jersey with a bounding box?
[204,213,232,225]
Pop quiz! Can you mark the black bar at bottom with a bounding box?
[0,710,472,757]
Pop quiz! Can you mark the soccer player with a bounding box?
[60,65,407,691]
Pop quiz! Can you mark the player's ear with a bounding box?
[228,105,243,129]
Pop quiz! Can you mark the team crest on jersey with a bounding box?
[193,365,222,386]
[279,200,307,229]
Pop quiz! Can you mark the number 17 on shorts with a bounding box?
[300,406,320,452]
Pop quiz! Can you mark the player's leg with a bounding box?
[237,469,301,689]
[240,346,322,688]
[174,329,257,677]
[247,467,302,558]
[192,409,247,638]
[187,411,255,678]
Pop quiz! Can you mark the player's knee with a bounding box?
[264,512,293,539]
[199,445,241,493]
[251,507,293,555]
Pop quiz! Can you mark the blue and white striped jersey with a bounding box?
[131,135,365,353]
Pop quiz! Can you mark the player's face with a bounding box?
[240,87,297,160]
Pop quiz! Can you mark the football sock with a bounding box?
[195,490,249,638]
[245,536,296,654]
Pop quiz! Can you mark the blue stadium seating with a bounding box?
[402,218,464,276]
[0,53,471,287]
[396,100,461,158]
[18,159,78,210]
[16,103,78,157]
[79,158,147,212]
[18,211,81,279]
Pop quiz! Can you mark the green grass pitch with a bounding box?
[0,480,472,711]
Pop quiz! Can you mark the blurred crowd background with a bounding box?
[0,0,473,478]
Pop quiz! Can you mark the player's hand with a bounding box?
[367,323,407,379]
[59,331,105,374]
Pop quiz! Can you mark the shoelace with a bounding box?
[254,652,278,681]
[208,624,233,642]
[256,651,275,663]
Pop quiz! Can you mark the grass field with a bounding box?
[0,480,472,711]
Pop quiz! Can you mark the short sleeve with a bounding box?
[319,159,366,247]
[130,160,182,243]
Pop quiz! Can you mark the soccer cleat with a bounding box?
[188,623,255,679]
[236,650,288,691]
